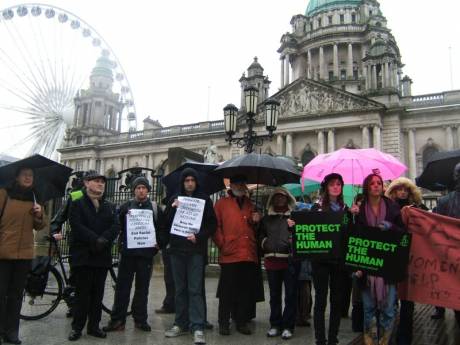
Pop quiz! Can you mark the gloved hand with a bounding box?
[378,221,392,231]
[94,237,109,251]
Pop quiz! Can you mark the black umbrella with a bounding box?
[416,149,460,191]
[0,154,73,202]
[214,153,301,186]
[162,161,225,200]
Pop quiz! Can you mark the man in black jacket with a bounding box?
[68,170,119,341]
[103,176,166,332]
[164,168,217,345]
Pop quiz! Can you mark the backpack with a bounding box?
[25,256,51,296]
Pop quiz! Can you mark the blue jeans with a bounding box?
[362,284,396,332]
[170,253,204,332]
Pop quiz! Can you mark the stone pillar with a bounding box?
[284,54,290,86]
[100,158,106,175]
[347,43,353,79]
[382,63,387,88]
[385,62,391,87]
[408,129,417,180]
[333,44,339,79]
[327,129,335,152]
[307,49,312,78]
[118,157,123,172]
[286,133,293,157]
[373,125,381,150]
[393,67,399,89]
[319,46,325,80]
[367,65,372,90]
[457,127,460,149]
[361,126,370,148]
[317,130,325,154]
[445,126,455,150]
[280,57,285,88]
[372,65,377,89]
[124,155,129,170]
[277,134,285,155]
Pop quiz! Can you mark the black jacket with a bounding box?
[118,198,167,258]
[164,169,217,256]
[435,191,460,218]
[69,191,119,268]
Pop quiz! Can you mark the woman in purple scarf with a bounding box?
[350,173,405,345]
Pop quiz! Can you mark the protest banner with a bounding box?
[126,209,157,249]
[400,207,460,310]
[343,224,411,282]
[291,211,348,259]
[171,196,205,237]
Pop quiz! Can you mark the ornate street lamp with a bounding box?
[224,86,280,154]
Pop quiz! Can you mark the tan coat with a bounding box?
[0,188,47,260]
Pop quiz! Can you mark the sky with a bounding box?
[0,0,459,157]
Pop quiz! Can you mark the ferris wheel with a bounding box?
[0,3,137,158]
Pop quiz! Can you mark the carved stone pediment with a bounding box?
[271,78,384,118]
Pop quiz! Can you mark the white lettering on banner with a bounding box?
[170,197,206,238]
[127,209,157,249]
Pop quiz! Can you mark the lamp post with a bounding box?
[223,86,280,154]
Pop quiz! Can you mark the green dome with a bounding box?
[306,0,362,16]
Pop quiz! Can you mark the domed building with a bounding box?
[59,0,460,189]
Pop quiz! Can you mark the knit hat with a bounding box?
[132,176,151,192]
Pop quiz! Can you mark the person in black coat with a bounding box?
[163,168,217,345]
[103,176,167,333]
[67,170,119,341]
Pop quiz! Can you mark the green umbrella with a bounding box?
[283,179,320,197]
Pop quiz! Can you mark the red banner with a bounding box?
[400,207,460,310]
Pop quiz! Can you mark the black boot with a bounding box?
[87,328,107,338]
[431,307,445,320]
[102,320,125,332]
[68,330,82,342]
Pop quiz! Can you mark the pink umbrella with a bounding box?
[302,148,407,185]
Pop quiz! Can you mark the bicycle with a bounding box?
[20,236,129,320]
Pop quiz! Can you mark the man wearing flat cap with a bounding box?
[68,170,120,341]
[213,175,262,336]
[104,176,167,333]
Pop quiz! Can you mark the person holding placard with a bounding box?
[103,176,166,333]
[213,175,263,336]
[350,173,405,345]
[307,173,349,345]
[259,187,299,340]
[164,168,217,345]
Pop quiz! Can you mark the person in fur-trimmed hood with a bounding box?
[385,177,427,210]
[259,187,299,340]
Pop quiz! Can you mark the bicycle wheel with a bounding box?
[20,265,63,320]
[102,262,133,316]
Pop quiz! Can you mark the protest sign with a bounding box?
[291,211,348,259]
[400,207,460,310]
[171,196,205,237]
[344,224,411,282]
[126,209,157,249]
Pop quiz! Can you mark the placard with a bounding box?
[171,196,205,237]
[292,211,348,259]
[126,209,157,249]
[344,225,411,282]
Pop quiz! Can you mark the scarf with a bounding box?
[365,198,389,309]
[329,201,341,212]
[6,184,36,202]
[86,189,102,211]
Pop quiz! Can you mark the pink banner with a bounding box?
[400,207,460,310]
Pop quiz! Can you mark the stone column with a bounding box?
[367,65,372,90]
[100,158,106,175]
[280,57,285,88]
[372,65,377,89]
[457,127,460,149]
[347,43,353,79]
[382,63,387,88]
[445,126,455,150]
[319,46,325,80]
[333,44,339,79]
[408,129,417,180]
[118,157,123,172]
[327,129,335,152]
[317,130,325,154]
[286,133,293,157]
[124,155,129,170]
[307,49,312,79]
[277,134,285,155]
[361,126,370,148]
[284,54,290,86]
[393,67,399,89]
[372,125,381,150]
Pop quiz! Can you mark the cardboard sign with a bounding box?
[292,211,348,259]
[126,209,157,249]
[400,207,460,310]
[344,224,411,282]
[171,196,205,237]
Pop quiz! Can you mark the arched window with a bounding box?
[301,146,316,166]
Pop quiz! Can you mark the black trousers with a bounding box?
[0,259,31,339]
[161,250,175,311]
[312,262,343,345]
[111,255,152,324]
[396,300,414,345]
[72,266,108,332]
[218,262,257,326]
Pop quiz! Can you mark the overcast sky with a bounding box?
[0,0,459,156]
